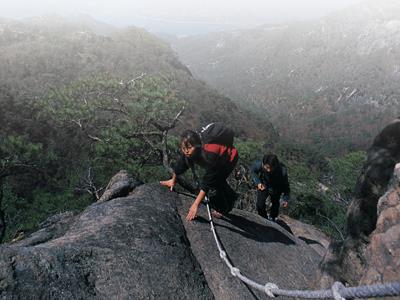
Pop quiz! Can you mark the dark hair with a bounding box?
[180,130,202,148]
[262,153,280,170]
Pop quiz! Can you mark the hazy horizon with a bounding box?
[1,0,365,35]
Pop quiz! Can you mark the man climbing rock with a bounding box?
[251,153,290,221]
[160,122,238,221]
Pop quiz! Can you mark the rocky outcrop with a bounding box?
[0,170,327,299]
[0,184,213,299]
[98,170,142,203]
[318,118,400,287]
[347,118,400,239]
[178,197,322,300]
[361,163,400,285]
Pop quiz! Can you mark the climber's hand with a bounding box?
[257,183,266,191]
[160,178,175,192]
[186,204,198,221]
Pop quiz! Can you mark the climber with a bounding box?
[251,153,290,222]
[160,122,238,221]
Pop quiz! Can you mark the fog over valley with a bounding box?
[2,0,364,35]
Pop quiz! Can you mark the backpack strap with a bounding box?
[198,123,214,145]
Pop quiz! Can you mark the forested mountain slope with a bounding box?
[172,0,400,153]
[0,15,273,139]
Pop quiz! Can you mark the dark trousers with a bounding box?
[209,182,237,214]
[256,189,280,219]
[208,153,238,214]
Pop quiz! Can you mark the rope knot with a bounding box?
[231,267,240,277]
[219,251,227,259]
[332,282,346,300]
[264,282,278,298]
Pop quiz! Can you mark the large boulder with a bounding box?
[0,184,213,299]
[98,170,143,203]
[318,118,400,287]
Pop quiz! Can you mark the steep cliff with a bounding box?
[318,118,400,288]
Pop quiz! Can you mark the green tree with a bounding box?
[35,74,187,198]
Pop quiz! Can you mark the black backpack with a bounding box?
[199,122,234,147]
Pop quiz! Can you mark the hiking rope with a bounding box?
[203,196,400,299]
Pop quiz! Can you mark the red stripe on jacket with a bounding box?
[202,144,238,162]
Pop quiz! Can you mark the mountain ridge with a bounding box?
[171,0,400,153]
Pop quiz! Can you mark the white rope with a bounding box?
[332,282,345,300]
[203,197,400,299]
[204,198,278,297]
[265,283,279,298]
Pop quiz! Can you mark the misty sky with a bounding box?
[1,0,365,35]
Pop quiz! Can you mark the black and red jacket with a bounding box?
[173,143,238,192]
